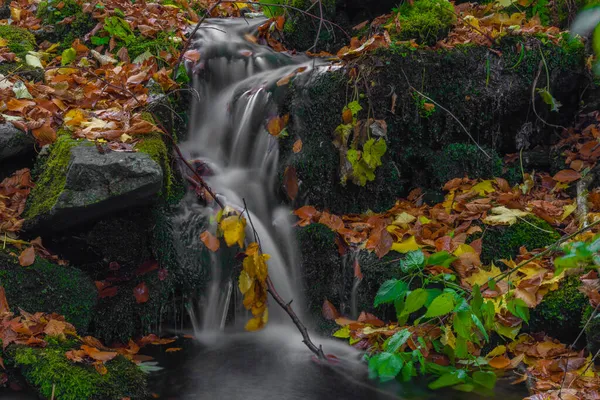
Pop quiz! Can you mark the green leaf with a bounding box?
[345,100,363,116]
[488,278,497,291]
[374,279,408,307]
[401,360,415,382]
[455,336,468,358]
[471,313,489,342]
[424,292,455,318]
[453,310,472,339]
[362,138,387,169]
[404,288,428,315]
[91,36,110,45]
[536,88,562,112]
[427,251,457,267]
[371,352,404,382]
[507,298,530,324]
[61,47,76,66]
[333,326,350,338]
[400,250,425,273]
[386,329,412,353]
[472,370,497,389]
[471,284,483,317]
[428,369,467,389]
[481,300,495,330]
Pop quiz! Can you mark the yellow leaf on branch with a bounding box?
[239,243,270,331]
[220,214,246,247]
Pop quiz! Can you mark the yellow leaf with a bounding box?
[441,326,456,349]
[470,180,495,196]
[443,190,456,213]
[453,244,475,257]
[483,206,529,226]
[220,215,246,247]
[486,345,507,358]
[391,236,420,253]
[64,108,86,127]
[120,134,133,143]
[0,38,7,47]
[333,326,350,338]
[464,264,502,287]
[560,202,577,221]
[245,316,264,331]
[392,212,416,226]
[238,270,252,294]
[418,216,431,224]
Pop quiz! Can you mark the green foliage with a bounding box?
[346,138,388,186]
[37,0,95,50]
[480,215,560,263]
[0,25,35,57]
[0,252,97,332]
[430,143,503,187]
[412,93,436,118]
[104,16,136,44]
[554,234,600,275]
[126,32,182,61]
[135,130,173,197]
[394,0,455,45]
[368,251,497,392]
[13,342,148,400]
[24,132,89,220]
[529,276,587,343]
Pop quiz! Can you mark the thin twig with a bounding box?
[400,68,491,159]
[307,0,324,53]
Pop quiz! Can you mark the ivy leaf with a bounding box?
[345,100,363,117]
[362,138,387,169]
[374,279,408,307]
[424,292,455,318]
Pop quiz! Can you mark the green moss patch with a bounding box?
[480,215,560,264]
[393,0,455,45]
[430,143,503,187]
[0,24,35,57]
[37,0,95,50]
[11,341,148,400]
[529,276,588,343]
[0,252,96,332]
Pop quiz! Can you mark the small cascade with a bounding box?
[180,17,319,332]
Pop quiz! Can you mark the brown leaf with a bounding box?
[18,246,35,267]
[200,231,220,252]
[43,319,66,336]
[133,282,149,304]
[81,345,117,362]
[0,287,10,314]
[183,50,200,62]
[353,257,363,280]
[553,169,581,183]
[322,299,340,320]
[283,166,298,201]
[165,347,182,353]
[342,108,353,124]
[318,212,344,231]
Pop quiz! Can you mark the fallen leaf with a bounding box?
[200,231,220,252]
[292,139,302,153]
[18,247,35,267]
[322,299,340,320]
[133,282,149,304]
[553,169,581,183]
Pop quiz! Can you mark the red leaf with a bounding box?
[18,247,35,267]
[353,258,363,280]
[136,260,159,276]
[133,282,149,304]
[283,166,298,201]
[322,299,340,320]
[0,286,10,314]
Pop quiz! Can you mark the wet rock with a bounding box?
[0,123,34,162]
[25,140,163,233]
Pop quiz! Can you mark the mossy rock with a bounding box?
[528,276,588,344]
[90,274,167,344]
[582,305,600,356]
[430,143,503,187]
[393,0,455,46]
[480,215,560,264]
[279,37,585,214]
[0,25,35,57]
[0,251,96,332]
[37,0,95,50]
[9,340,148,400]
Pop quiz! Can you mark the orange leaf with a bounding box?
[200,231,220,252]
[353,258,363,280]
[267,116,286,136]
[552,169,581,183]
[81,345,117,362]
[342,108,353,124]
[32,123,57,146]
[44,319,66,336]
[165,347,182,353]
[133,282,149,304]
[183,50,200,62]
[319,212,344,231]
[489,355,511,369]
[0,287,9,314]
[18,246,35,267]
[292,138,302,153]
[6,99,35,112]
[94,361,108,375]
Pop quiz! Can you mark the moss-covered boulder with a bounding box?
[36,0,96,50]
[529,276,588,344]
[0,25,35,58]
[0,123,34,162]
[582,305,600,356]
[392,0,455,45]
[430,143,503,188]
[9,340,148,400]
[279,37,586,214]
[24,134,163,233]
[480,215,560,264]
[0,252,96,332]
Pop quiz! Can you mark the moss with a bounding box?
[0,251,96,332]
[90,275,167,344]
[125,32,182,61]
[37,0,95,50]
[12,341,148,400]
[280,0,342,52]
[582,305,600,356]
[430,143,503,187]
[393,0,455,45]
[137,113,173,197]
[481,215,560,264]
[528,276,588,343]
[0,24,35,57]
[23,132,87,220]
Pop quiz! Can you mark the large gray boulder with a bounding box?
[0,123,34,162]
[24,142,163,232]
